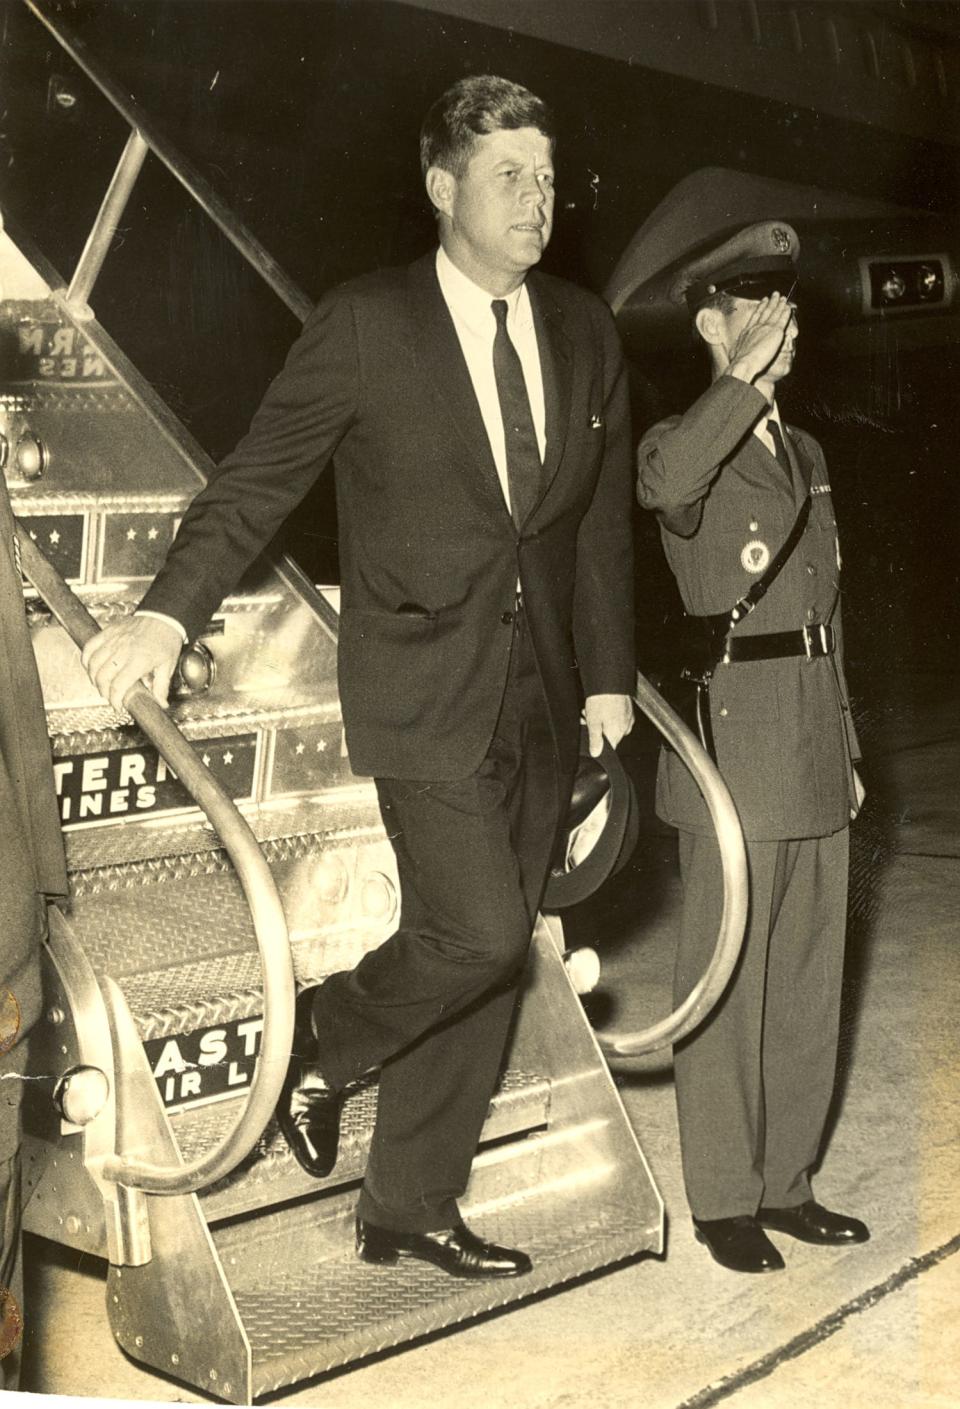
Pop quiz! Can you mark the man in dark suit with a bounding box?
[637,222,869,1275]
[0,463,69,1385]
[83,75,635,1278]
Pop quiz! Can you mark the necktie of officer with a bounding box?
[491,298,541,529]
[767,420,792,481]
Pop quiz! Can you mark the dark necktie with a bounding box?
[491,298,541,528]
[768,420,792,481]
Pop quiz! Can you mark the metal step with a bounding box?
[2,352,201,502]
[62,793,377,876]
[29,911,662,1400]
[117,1138,659,1403]
[200,1141,659,1402]
[50,696,351,836]
[35,580,339,724]
[61,829,399,1044]
[170,1065,552,1224]
[32,574,350,840]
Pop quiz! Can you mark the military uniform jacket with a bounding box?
[637,375,860,841]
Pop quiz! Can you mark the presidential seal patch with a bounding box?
[741,540,771,574]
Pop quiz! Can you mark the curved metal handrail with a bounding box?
[18,524,295,1195]
[595,671,748,1058]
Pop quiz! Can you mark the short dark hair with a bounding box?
[690,289,736,348]
[419,75,555,178]
[696,290,738,317]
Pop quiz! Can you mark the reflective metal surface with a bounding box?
[594,673,749,1058]
[19,527,297,1197]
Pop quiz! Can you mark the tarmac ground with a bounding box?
[17,663,960,1409]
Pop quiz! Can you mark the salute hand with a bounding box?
[726,293,794,385]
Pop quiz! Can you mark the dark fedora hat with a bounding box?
[543,731,639,910]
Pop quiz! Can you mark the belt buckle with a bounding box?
[802,623,829,658]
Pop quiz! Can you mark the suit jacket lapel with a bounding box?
[406,255,574,527]
[406,254,509,519]
[528,273,573,512]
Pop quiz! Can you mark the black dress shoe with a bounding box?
[693,1216,785,1273]
[355,1217,533,1279]
[758,1200,870,1245]
[275,987,342,1178]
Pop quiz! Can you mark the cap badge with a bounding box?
[741,539,771,575]
[772,227,791,253]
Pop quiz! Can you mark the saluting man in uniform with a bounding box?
[637,222,869,1274]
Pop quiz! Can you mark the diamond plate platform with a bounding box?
[167,1066,552,1223]
[61,834,399,1037]
[104,1130,661,1404]
[63,793,380,875]
[230,1185,658,1402]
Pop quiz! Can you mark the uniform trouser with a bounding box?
[309,610,567,1233]
[673,827,849,1221]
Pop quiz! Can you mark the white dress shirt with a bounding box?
[435,245,547,514]
[753,401,785,458]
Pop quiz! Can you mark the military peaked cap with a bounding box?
[670,220,800,310]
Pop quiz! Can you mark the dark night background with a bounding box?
[1,0,957,708]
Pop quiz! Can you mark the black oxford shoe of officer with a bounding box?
[757,1200,870,1245]
[355,1218,533,1279]
[275,986,342,1178]
[693,1216,785,1273]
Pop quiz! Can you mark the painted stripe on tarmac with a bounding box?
[676,1231,960,1409]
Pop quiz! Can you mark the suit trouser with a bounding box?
[673,827,849,1221]
[309,609,567,1232]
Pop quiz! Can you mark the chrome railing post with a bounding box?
[25,0,313,324]
[593,672,749,1059]
[65,128,150,315]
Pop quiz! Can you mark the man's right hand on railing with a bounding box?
[82,616,184,713]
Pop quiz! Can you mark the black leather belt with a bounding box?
[722,623,835,663]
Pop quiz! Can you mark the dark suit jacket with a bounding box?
[0,476,67,1062]
[141,252,635,781]
[638,376,860,841]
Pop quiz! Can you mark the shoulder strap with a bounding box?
[728,492,812,626]
[695,493,812,652]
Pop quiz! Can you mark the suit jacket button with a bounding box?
[500,610,514,625]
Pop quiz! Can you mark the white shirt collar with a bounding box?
[753,400,784,448]
[435,246,532,336]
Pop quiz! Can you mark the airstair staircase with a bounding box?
[1,5,669,1400]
